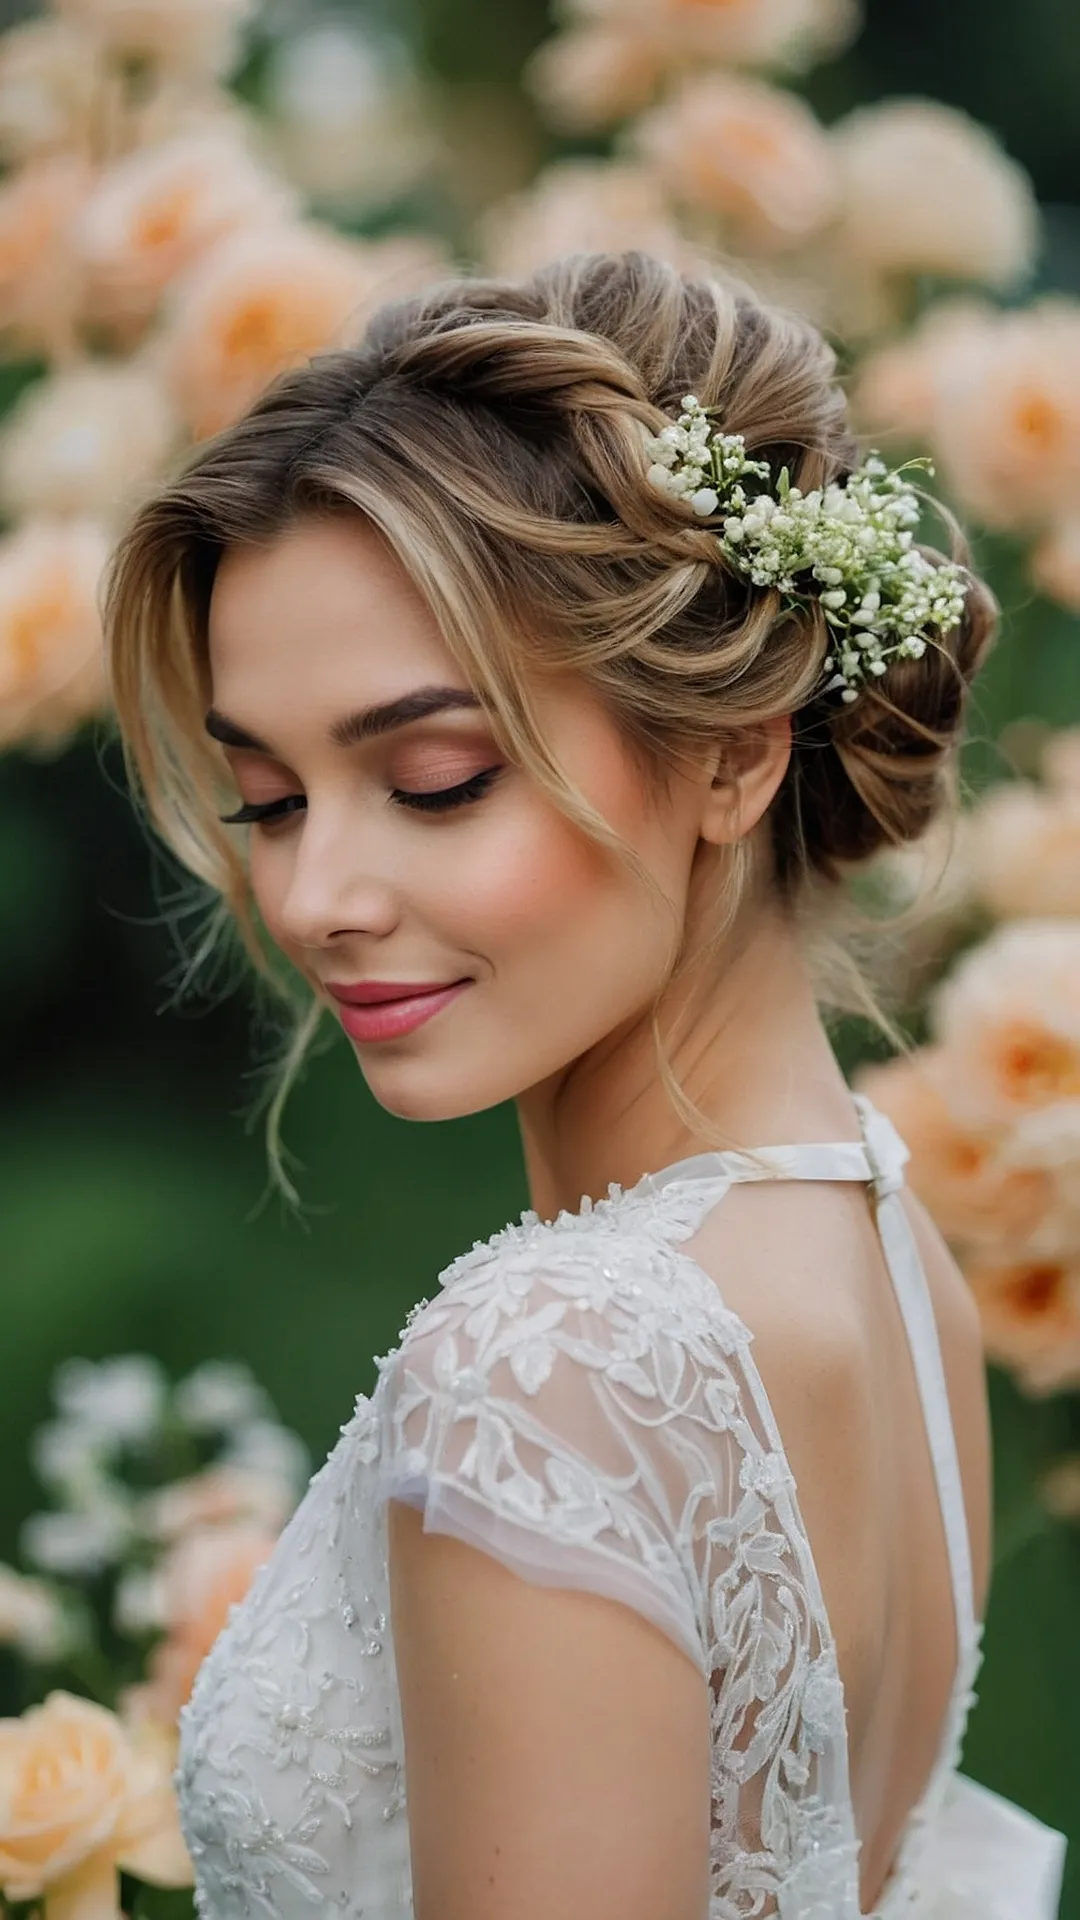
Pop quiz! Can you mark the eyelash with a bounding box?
[219,767,502,828]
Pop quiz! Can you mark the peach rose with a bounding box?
[1032,512,1080,613]
[75,126,297,337]
[0,1692,190,1919]
[635,73,838,250]
[0,20,102,165]
[130,1523,276,1726]
[564,0,858,70]
[966,780,1080,921]
[1041,1455,1080,1519]
[526,26,664,133]
[856,1054,1050,1251]
[853,300,996,443]
[1042,728,1080,797]
[0,363,179,521]
[158,222,444,440]
[833,99,1037,289]
[0,518,111,753]
[930,920,1080,1128]
[998,1103,1080,1258]
[480,160,696,280]
[931,301,1080,531]
[0,154,95,360]
[964,1253,1080,1397]
[53,0,257,80]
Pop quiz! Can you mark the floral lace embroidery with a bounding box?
[175,1173,977,1920]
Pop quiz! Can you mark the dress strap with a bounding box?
[852,1097,978,1645]
[651,1096,977,1646]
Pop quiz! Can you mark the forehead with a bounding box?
[206,513,465,708]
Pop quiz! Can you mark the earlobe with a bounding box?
[701,712,793,846]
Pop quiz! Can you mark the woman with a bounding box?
[105,252,1067,1919]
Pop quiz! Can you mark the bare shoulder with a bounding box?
[386,1500,711,1920]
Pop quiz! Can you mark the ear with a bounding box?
[699,712,792,846]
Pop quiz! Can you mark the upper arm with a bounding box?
[387,1495,712,1920]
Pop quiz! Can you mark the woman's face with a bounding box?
[206,513,721,1122]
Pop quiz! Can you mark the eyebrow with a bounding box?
[204,685,483,754]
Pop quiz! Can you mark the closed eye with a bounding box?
[218,767,503,828]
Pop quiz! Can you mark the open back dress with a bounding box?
[175,1095,1067,1920]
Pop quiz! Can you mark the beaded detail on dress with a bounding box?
[174,1099,1057,1920]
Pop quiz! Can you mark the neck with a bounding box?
[515,903,860,1221]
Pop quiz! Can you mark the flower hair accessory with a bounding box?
[645,396,969,704]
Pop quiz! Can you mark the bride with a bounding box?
[104,251,1066,1919]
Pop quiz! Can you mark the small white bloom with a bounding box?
[113,1566,168,1635]
[174,1360,271,1432]
[221,1418,310,1490]
[21,1504,132,1577]
[53,1355,166,1443]
[691,486,719,516]
[0,1563,71,1661]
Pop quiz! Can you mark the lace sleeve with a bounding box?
[374,1216,745,1675]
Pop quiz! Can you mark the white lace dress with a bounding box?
[176,1096,1067,1920]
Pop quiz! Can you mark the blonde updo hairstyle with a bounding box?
[105,251,995,1180]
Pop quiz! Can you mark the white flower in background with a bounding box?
[832,99,1038,288]
[0,19,101,164]
[481,160,697,280]
[113,1567,168,1636]
[931,301,1080,531]
[21,1502,133,1578]
[265,23,437,212]
[221,1419,309,1491]
[53,0,258,80]
[54,1356,167,1444]
[30,1419,117,1502]
[0,517,111,753]
[635,72,838,251]
[0,1564,71,1661]
[173,1360,269,1433]
[0,362,179,521]
[75,126,297,337]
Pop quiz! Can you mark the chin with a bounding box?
[356,1057,519,1124]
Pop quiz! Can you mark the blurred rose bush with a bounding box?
[0,0,446,757]
[0,1353,306,1920]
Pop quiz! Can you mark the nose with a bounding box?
[274,809,400,951]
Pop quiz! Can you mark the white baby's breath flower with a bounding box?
[173,1360,270,1432]
[21,1502,133,1577]
[221,1419,310,1491]
[30,1418,117,1497]
[113,1566,168,1636]
[53,1355,167,1443]
[0,1563,71,1661]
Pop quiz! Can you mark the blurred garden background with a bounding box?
[1,0,1079,1912]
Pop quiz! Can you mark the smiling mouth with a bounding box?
[327,979,471,1042]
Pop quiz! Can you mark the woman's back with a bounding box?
[683,1155,993,1911]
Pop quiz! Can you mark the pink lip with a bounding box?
[325,979,470,1043]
